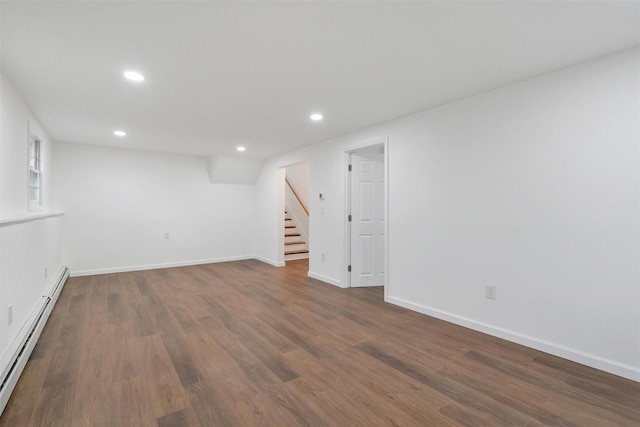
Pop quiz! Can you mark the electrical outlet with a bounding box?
[321,253,326,262]
[485,284,497,300]
[8,305,12,325]
[44,267,48,279]
[164,232,170,239]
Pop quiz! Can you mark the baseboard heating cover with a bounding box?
[0,266,69,416]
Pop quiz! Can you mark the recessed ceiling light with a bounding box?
[237,146,246,152]
[114,130,127,137]
[310,113,323,121]
[123,71,144,82]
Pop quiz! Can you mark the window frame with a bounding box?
[27,123,43,212]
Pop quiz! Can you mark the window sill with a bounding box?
[0,211,64,227]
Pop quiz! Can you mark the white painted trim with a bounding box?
[308,271,346,288]
[276,168,286,266]
[255,256,285,267]
[26,121,44,213]
[344,137,388,153]
[382,139,390,301]
[344,151,352,287]
[70,255,256,277]
[0,211,63,226]
[386,295,640,383]
[344,137,389,289]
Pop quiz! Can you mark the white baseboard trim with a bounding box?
[254,256,285,267]
[70,255,256,277]
[308,271,346,288]
[386,295,640,383]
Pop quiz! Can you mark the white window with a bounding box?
[28,132,42,211]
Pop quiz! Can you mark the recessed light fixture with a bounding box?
[114,130,127,137]
[123,70,145,82]
[310,113,323,121]
[237,146,246,152]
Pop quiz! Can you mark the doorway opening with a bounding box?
[346,140,388,293]
[282,161,310,265]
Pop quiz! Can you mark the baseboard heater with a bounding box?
[0,266,69,416]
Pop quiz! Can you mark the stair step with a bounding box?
[285,233,301,237]
[285,249,309,256]
[285,241,305,246]
[285,225,296,229]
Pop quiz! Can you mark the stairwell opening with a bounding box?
[283,162,310,263]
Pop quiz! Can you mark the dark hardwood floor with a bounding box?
[1,259,639,426]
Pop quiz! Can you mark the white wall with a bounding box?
[285,162,310,244]
[0,72,63,369]
[0,78,53,218]
[254,48,640,380]
[53,142,257,275]
[285,162,310,208]
[209,155,264,185]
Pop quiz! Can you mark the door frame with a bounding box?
[282,161,311,264]
[344,137,389,297]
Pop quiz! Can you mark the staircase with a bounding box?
[284,210,309,261]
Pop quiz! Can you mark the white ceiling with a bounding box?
[1,1,638,158]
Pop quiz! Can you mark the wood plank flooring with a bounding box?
[1,259,639,426]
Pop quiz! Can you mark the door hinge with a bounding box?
[348,164,352,172]
[348,214,352,222]
[348,265,352,272]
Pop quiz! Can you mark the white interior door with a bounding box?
[350,151,385,287]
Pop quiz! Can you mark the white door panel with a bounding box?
[350,152,385,287]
